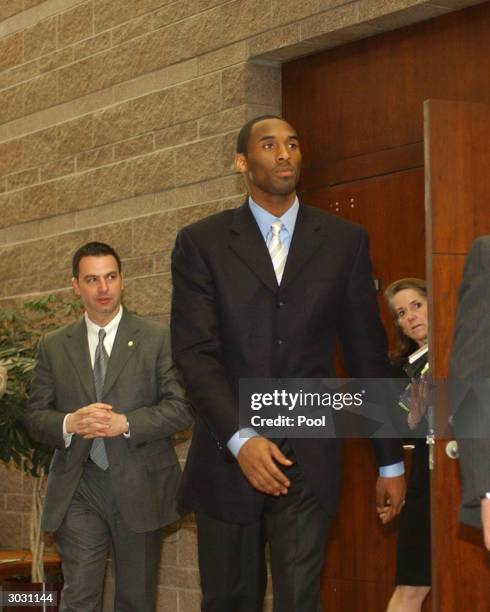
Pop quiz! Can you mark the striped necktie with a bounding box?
[90,328,109,470]
[268,219,287,284]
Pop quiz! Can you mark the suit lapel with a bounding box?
[229,201,278,292]
[228,201,326,291]
[103,310,140,397]
[280,204,325,289]
[63,318,96,401]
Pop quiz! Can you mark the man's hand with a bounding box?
[481,498,490,550]
[237,437,293,496]
[66,403,128,438]
[376,474,406,524]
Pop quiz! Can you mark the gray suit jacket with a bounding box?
[450,236,490,528]
[26,309,193,533]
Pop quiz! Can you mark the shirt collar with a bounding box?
[84,305,123,336]
[248,196,299,241]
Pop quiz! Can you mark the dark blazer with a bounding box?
[26,309,193,533]
[171,201,402,524]
[450,235,490,528]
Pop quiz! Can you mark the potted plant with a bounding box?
[0,294,82,583]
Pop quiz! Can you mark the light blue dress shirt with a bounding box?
[249,195,299,251]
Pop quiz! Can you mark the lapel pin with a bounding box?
[128,340,134,347]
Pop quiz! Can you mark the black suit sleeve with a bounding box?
[451,237,490,502]
[171,227,238,449]
[338,227,403,467]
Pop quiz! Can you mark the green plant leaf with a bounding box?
[0,294,83,478]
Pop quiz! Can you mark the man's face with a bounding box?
[235,118,302,199]
[72,255,123,326]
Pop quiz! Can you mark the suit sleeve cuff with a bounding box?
[379,461,405,477]
[227,428,259,457]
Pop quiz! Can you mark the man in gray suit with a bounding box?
[450,235,490,549]
[26,241,192,612]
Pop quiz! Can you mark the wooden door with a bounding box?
[425,98,490,611]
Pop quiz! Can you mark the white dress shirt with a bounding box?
[62,306,124,446]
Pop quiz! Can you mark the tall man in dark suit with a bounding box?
[171,116,405,611]
[26,241,192,612]
[450,235,490,548]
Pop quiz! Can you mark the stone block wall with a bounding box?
[0,0,481,609]
[0,462,34,551]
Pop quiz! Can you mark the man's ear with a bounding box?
[71,277,81,297]
[235,153,248,174]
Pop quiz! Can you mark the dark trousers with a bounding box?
[53,462,162,612]
[395,440,431,586]
[196,454,331,612]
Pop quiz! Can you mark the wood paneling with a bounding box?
[321,440,401,610]
[301,143,423,189]
[425,99,490,256]
[284,2,490,174]
[306,169,425,338]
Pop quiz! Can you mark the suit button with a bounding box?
[277,300,285,307]
[275,338,285,346]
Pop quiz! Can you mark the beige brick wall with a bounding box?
[0,462,34,551]
[0,0,482,609]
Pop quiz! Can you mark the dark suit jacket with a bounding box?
[450,235,490,528]
[26,309,193,533]
[171,201,402,524]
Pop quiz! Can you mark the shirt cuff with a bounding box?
[123,417,130,438]
[379,461,405,477]
[62,414,73,448]
[227,428,259,457]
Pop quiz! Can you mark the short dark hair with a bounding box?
[72,242,122,278]
[236,114,283,155]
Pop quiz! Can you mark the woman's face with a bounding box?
[392,288,428,347]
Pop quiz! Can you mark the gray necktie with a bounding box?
[90,328,109,470]
[268,219,287,284]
